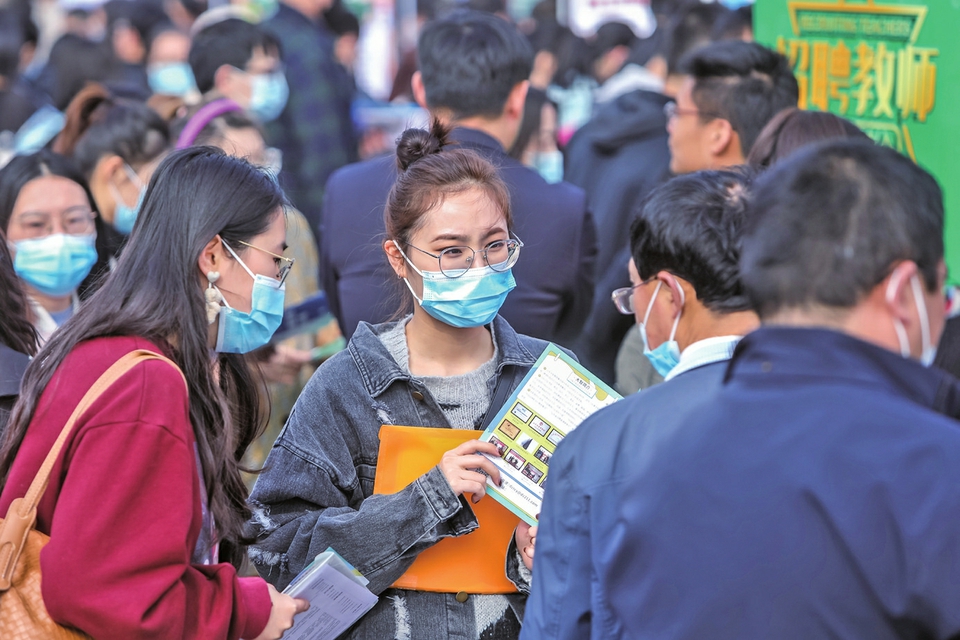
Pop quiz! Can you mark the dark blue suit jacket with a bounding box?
[603,327,960,639]
[522,357,729,640]
[320,127,597,345]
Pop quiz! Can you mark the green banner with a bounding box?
[755,0,960,283]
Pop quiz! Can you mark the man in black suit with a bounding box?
[321,10,597,346]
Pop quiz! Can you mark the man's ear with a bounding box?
[213,63,237,97]
[660,272,688,317]
[503,80,529,122]
[707,118,737,158]
[411,71,428,110]
[92,154,125,189]
[881,260,919,324]
[383,239,406,279]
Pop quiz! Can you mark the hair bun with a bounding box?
[395,118,451,172]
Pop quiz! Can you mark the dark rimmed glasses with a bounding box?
[663,101,721,121]
[406,237,524,278]
[611,277,656,314]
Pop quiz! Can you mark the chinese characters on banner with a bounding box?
[775,1,933,157]
[757,0,960,283]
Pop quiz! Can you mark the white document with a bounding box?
[282,550,379,640]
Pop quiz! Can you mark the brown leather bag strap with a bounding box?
[18,350,181,513]
[18,349,185,516]
[0,350,184,590]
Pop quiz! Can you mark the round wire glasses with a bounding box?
[406,237,524,278]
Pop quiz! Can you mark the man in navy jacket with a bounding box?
[603,140,960,639]
[522,168,759,639]
[320,10,596,345]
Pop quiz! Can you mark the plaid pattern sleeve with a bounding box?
[265,6,357,227]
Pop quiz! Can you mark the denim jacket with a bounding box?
[247,316,556,637]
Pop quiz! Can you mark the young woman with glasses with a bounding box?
[0,147,307,639]
[0,150,101,343]
[247,121,566,639]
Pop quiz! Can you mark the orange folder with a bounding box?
[373,425,520,594]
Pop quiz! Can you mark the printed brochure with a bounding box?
[480,345,621,524]
[282,547,378,640]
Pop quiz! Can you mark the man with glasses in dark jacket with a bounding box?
[604,140,960,639]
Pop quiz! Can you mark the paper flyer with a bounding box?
[480,345,621,524]
[282,548,378,640]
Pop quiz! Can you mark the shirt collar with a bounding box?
[664,335,742,382]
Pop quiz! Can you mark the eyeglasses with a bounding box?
[611,277,656,315]
[11,208,97,239]
[236,239,295,285]
[406,237,524,278]
[663,101,720,121]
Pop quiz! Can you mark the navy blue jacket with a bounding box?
[522,357,729,640]
[604,327,960,639]
[320,127,597,345]
[564,89,671,383]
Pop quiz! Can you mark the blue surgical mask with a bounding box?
[109,164,146,235]
[638,280,684,377]
[147,62,197,97]
[395,241,516,328]
[215,240,286,353]
[887,272,937,366]
[533,150,564,184]
[249,71,289,123]
[12,233,98,297]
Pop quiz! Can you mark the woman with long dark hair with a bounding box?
[0,147,307,638]
[0,229,38,435]
[0,150,101,343]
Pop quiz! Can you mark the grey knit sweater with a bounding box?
[378,318,522,639]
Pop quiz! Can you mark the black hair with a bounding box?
[417,9,533,119]
[630,168,754,313]
[741,139,943,319]
[43,33,113,110]
[508,86,551,159]
[712,5,753,41]
[680,40,799,156]
[323,0,360,37]
[592,21,637,59]
[54,83,170,177]
[0,147,284,566]
[662,1,729,76]
[188,18,273,94]
[171,106,262,148]
[0,10,23,78]
[0,229,39,357]
[0,150,98,234]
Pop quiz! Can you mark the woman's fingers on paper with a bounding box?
[454,439,502,457]
[294,598,311,614]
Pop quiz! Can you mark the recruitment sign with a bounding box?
[755,0,960,282]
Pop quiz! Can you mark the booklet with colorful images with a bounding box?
[479,345,622,525]
[282,547,379,640]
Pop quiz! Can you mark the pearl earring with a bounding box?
[205,271,221,325]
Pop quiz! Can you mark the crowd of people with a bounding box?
[0,0,958,639]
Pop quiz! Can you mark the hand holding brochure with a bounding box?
[281,548,378,640]
[480,345,621,524]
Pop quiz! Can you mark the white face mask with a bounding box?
[886,271,937,366]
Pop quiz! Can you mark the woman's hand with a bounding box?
[438,440,502,504]
[251,583,310,640]
[516,523,537,571]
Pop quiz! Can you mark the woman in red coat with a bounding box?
[0,147,307,638]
